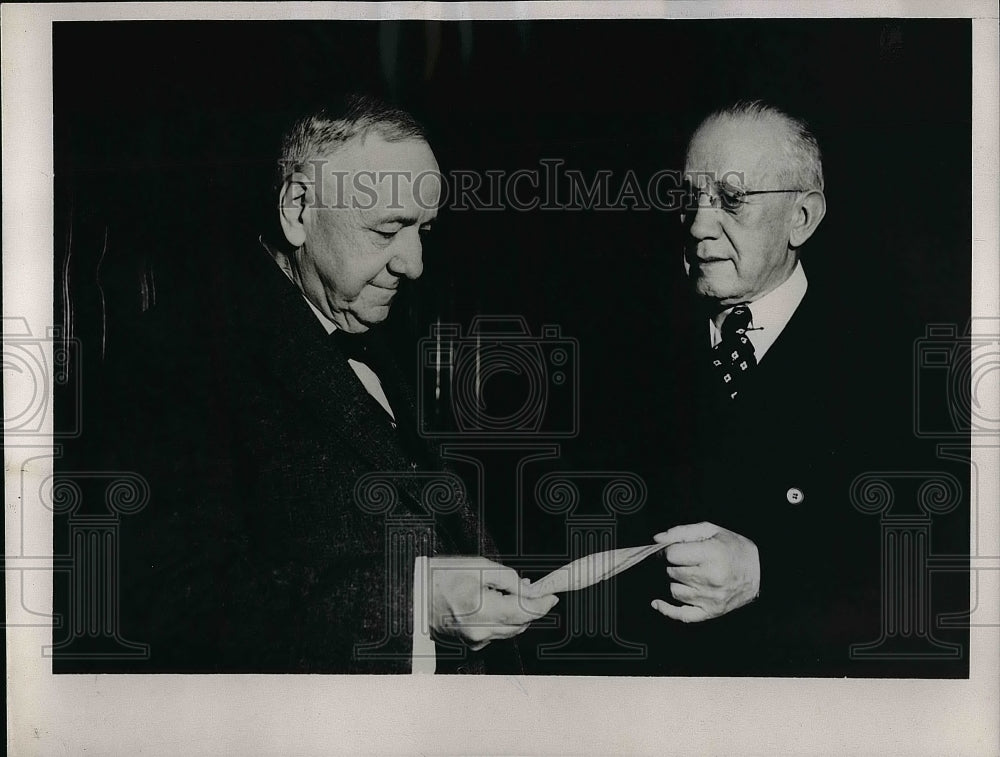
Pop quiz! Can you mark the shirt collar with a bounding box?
[261,236,339,336]
[301,293,338,335]
[709,262,808,361]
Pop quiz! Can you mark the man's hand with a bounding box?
[649,521,760,623]
[428,556,558,650]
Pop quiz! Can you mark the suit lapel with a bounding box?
[738,289,821,410]
[236,244,432,513]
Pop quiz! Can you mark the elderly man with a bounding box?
[99,95,556,674]
[643,101,882,675]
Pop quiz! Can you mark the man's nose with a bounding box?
[387,233,424,280]
[687,204,720,241]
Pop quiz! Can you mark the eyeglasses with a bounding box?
[683,180,807,216]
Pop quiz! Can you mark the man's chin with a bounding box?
[347,306,392,332]
[692,276,736,302]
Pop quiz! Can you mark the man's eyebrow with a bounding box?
[370,212,437,226]
[368,213,420,226]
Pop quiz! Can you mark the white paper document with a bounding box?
[521,543,668,599]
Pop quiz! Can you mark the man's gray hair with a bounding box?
[276,94,428,187]
[703,100,824,191]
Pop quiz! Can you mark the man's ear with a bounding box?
[278,172,312,248]
[789,190,827,249]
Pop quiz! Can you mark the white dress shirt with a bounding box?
[709,262,808,362]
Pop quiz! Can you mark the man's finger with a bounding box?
[665,565,698,583]
[482,591,558,624]
[500,623,532,639]
[481,565,523,594]
[650,599,710,623]
[509,593,559,621]
[665,540,711,567]
[475,623,532,641]
[669,582,698,603]
[653,521,721,546]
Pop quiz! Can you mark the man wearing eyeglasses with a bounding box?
[642,101,882,674]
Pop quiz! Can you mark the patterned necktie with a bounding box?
[710,304,757,401]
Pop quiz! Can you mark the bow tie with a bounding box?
[332,328,376,364]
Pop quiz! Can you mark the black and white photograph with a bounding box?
[4,2,998,755]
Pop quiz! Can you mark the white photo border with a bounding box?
[4,2,998,755]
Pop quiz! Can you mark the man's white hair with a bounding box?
[700,100,825,191]
[276,94,427,188]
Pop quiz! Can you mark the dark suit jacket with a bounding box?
[592,276,909,676]
[88,238,516,673]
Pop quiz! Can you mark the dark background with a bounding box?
[52,19,971,673]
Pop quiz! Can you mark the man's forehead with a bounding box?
[313,134,441,211]
[684,116,785,186]
[319,133,438,176]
